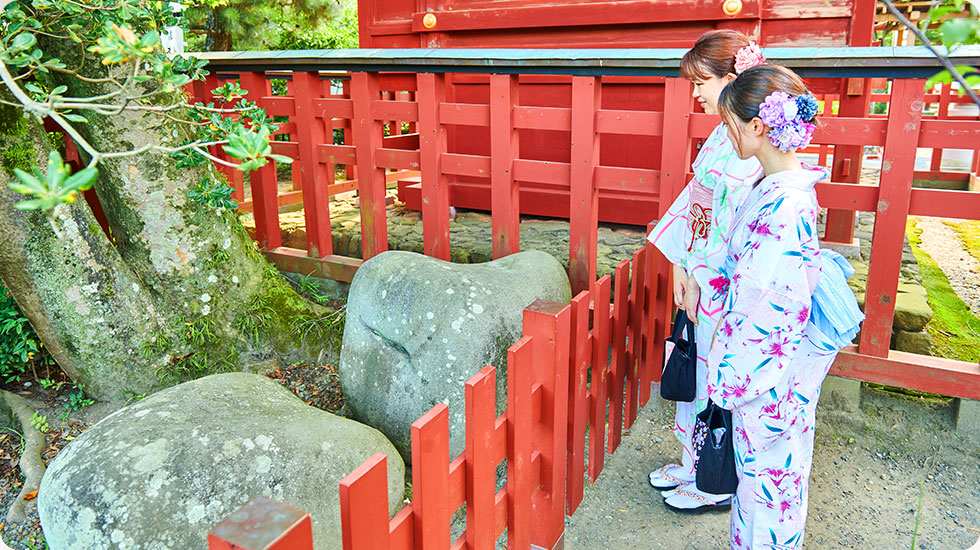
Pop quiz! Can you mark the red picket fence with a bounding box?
[210,241,660,549]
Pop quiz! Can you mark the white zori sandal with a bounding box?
[648,464,693,490]
[663,486,732,513]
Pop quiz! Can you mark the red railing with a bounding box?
[182,48,980,549]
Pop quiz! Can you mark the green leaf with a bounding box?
[11,168,46,194]
[11,32,36,52]
[13,198,48,211]
[221,145,249,160]
[269,154,293,164]
[141,30,160,48]
[63,113,88,123]
[62,167,98,193]
[51,85,67,95]
[939,18,977,45]
[45,150,68,189]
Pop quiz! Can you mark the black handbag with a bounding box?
[661,309,697,402]
[694,400,739,495]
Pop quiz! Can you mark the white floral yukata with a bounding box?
[648,123,763,480]
[707,166,840,549]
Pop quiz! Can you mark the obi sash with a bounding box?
[687,181,714,251]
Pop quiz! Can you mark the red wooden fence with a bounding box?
[187,49,980,402]
[182,47,980,549]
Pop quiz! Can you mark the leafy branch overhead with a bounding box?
[0,0,294,217]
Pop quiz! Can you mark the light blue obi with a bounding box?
[810,249,865,350]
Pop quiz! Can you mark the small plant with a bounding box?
[1,282,56,383]
[30,412,49,434]
[296,271,330,304]
[116,390,148,406]
[39,378,65,391]
[61,388,94,419]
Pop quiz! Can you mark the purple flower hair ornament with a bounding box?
[758,91,819,152]
[734,42,766,74]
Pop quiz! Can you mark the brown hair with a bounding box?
[680,30,752,81]
[717,65,814,125]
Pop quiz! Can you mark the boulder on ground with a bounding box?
[894,284,933,332]
[37,373,403,550]
[340,250,571,461]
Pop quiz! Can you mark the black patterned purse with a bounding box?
[694,400,738,495]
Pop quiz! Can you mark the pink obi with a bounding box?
[686,181,713,251]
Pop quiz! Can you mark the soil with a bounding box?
[564,390,980,550]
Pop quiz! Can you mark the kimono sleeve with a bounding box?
[647,182,694,271]
[706,194,818,410]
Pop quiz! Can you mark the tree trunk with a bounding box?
[206,10,233,51]
[0,81,340,402]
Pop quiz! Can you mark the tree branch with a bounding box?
[881,0,980,107]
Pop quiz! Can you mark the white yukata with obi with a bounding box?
[648,123,763,481]
[706,166,841,549]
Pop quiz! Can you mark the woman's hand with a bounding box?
[684,273,700,325]
[672,264,687,308]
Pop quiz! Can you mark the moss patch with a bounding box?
[943,219,980,265]
[906,219,980,362]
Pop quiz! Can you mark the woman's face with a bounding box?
[691,74,735,115]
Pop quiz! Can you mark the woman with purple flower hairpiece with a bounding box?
[709,64,861,548]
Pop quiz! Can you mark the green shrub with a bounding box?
[1,282,56,382]
[271,6,358,50]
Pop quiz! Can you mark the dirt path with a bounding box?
[564,394,980,550]
[914,217,980,318]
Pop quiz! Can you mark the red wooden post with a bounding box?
[860,78,925,356]
[466,367,497,549]
[490,74,521,259]
[607,260,629,453]
[340,453,391,550]
[507,337,534,550]
[352,71,389,259]
[644,223,662,384]
[292,71,333,258]
[417,72,451,260]
[568,76,600,295]
[412,403,451,550]
[655,78,693,373]
[240,71,282,250]
[588,276,611,483]
[634,247,652,408]
[624,247,645,427]
[565,290,591,514]
[824,78,872,244]
[523,300,571,550]
[930,83,952,172]
[208,495,313,550]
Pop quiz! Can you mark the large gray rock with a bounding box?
[37,373,403,550]
[340,250,571,461]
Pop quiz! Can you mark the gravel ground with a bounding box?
[913,217,980,318]
[564,390,980,550]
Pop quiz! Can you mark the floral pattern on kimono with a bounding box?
[647,123,763,478]
[707,166,839,550]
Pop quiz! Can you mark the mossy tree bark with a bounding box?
[0,85,339,402]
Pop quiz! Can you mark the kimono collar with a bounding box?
[755,164,827,194]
